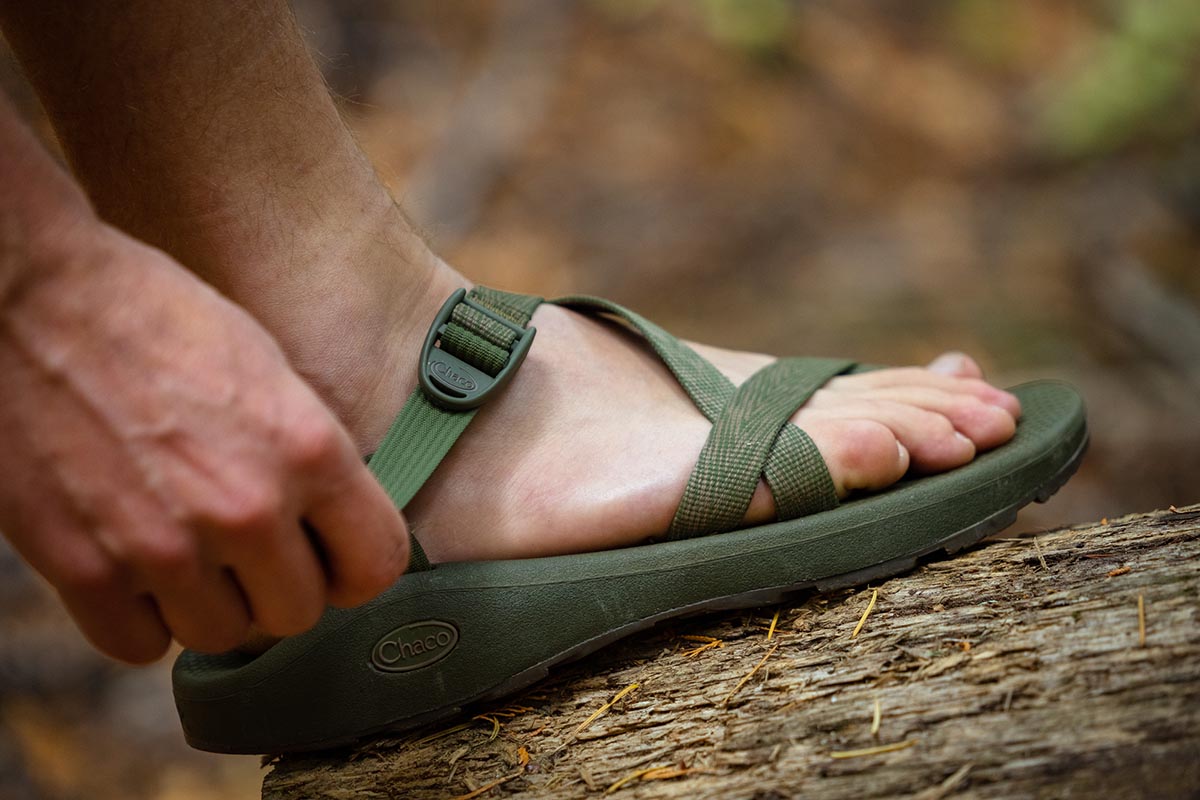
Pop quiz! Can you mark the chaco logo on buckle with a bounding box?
[429,359,477,392]
[370,620,459,673]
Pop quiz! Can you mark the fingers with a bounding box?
[300,441,409,609]
[149,565,251,654]
[30,536,173,664]
[58,582,171,665]
[280,402,412,609]
[219,521,329,638]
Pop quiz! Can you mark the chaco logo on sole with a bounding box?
[370,620,459,673]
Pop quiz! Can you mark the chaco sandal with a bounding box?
[172,286,1088,753]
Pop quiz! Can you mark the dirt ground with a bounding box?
[1,2,1197,798]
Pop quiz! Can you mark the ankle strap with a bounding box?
[368,286,542,571]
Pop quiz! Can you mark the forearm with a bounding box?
[0,1,381,257]
[0,101,408,659]
[0,90,98,297]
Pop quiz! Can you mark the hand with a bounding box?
[0,221,409,663]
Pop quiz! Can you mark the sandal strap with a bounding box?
[368,286,542,571]
[554,296,853,536]
[372,286,854,571]
[668,357,850,539]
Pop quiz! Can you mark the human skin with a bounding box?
[0,91,408,663]
[0,1,1020,659]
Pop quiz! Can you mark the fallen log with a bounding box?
[262,507,1200,799]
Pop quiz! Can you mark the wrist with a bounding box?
[0,91,104,311]
[0,200,108,312]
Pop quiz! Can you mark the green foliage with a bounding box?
[698,0,793,52]
[592,0,796,54]
[1038,0,1200,158]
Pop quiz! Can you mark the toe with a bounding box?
[825,383,1022,453]
[863,387,1017,450]
[814,400,976,473]
[927,351,983,379]
[827,367,1020,419]
[806,418,909,496]
[944,394,1017,449]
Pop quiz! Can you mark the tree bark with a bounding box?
[262,507,1200,800]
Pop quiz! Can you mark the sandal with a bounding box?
[172,286,1088,753]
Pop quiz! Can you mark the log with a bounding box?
[262,507,1200,799]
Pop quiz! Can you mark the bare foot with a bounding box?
[400,297,1022,563]
[78,182,1021,567]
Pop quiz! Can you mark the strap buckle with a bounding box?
[418,288,537,410]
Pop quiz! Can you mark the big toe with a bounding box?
[807,418,910,497]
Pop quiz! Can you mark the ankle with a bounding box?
[162,180,469,454]
[265,195,472,454]
[336,251,470,454]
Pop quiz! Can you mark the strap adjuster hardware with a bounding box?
[418,288,536,411]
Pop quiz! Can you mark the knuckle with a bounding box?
[57,556,120,595]
[284,411,342,470]
[130,534,197,577]
[952,394,993,418]
[951,397,1007,433]
[208,485,284,535]
[961,378,997,398]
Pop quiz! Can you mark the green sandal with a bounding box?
[172,286,1087,754]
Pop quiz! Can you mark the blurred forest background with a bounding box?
[1,1,1198,798]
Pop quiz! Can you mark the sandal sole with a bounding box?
[173,379,1087,753]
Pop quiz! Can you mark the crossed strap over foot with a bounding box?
[368,287,857,569]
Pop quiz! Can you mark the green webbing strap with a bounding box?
[368,396,477,571]
[368,286,542,572]
[667,357,851,539]
[372,287,853,568]
[554,296,735,420]
[553,296,852,533]
[762,424,841,521]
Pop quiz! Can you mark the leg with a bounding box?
[0,0,461,451]
[2,2,1021,563]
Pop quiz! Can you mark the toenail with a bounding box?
[928,353,966,375]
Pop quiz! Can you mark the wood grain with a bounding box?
[263,507,1200,799]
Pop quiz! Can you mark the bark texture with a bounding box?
[262,507,1200,800]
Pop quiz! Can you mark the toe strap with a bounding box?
[668,358,853,539]
[554,295,856,538]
